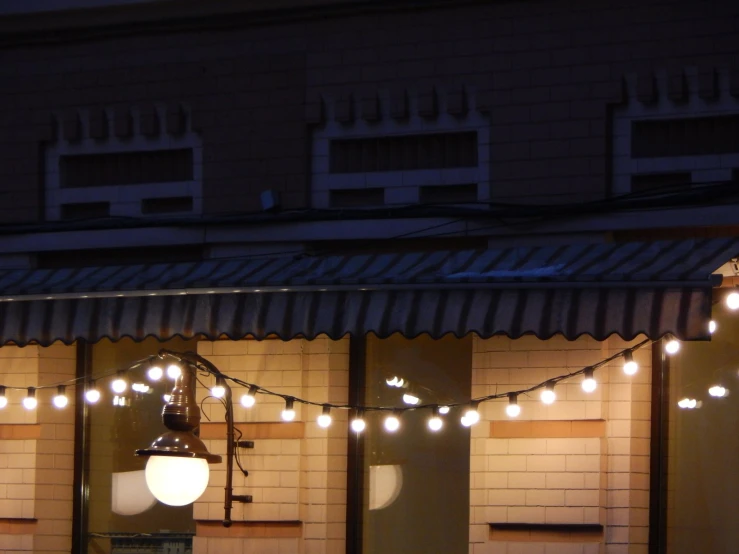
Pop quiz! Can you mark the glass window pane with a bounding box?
[87,337,199,553]
[667,312,739,552]
[362,334,472,554]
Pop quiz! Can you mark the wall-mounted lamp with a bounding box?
[135,351,252,527]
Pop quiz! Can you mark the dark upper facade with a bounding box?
[0,0,737,265]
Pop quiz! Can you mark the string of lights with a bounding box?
[0,334,682,428]
[2,294,736,423]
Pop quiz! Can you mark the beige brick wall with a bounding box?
[195,336,349,554]
[470,335,652,554]
[0,343,76,554]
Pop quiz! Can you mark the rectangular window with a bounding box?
[359,334,471,554]
[631,116,739,158]
[60,149,194,188]
[330,132,478,173]
[86,337,199,553]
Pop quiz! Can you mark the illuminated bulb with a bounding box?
[386,376,398,387]
[709,320,717,334]
[85,382,101,404]
[726,291,739,310]
[461,403,480,426]
[351,410,366,433]
[22,388,37,410]
[211,377,226,399]
[402,393,420,405]
[709,385,727,397]
[317,405,332,428]
[147,365,163,381]
[506,394,521,418]
[396,378,405,388]
[428,407,443,432]
[581,369,598,394]
[166,364,182,380]
[111,371,128,394]
[281,398,296,422]
[384,413,400,432]
[438,406,450,415]
[665,338,680,355]
[53,385,68,408]
[241,385,258,408]
[0,386,7,409]
[163,394,172,403]
[623,351,638,375]
[541,384,556,405]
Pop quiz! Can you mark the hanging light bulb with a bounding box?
[402,392,420,405]
[709,385,728,397]
[22,388,37,410]
[623,351,638,375]
[386,376,399,387]
[241,385,258,408]
[506,393,521,418]
[581,368,597,393]
[726,291,739,310]
[396,378,405,388]
[428,406,443,432]
[210,376,226,399]
[85,381,101,404]
[384,411,401,433]
[438,405,450,415]
[350,409,366,433]
[163,394,172,403]
[132,383,150,393]
[461,402,480,427]
[317,405,332,428]
[111,370,128,394]
[0,386,7,409]
[166,364,182,380]
[541,383,556,405]
[147,365,163,381]
[664,337,680,355]
[709,320,717,334]
[53,385,68,408]
[281,398,296,422]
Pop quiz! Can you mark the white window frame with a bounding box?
[45,105,203,221]
[312,89,490,208]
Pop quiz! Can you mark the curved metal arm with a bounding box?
[168,350,248,528]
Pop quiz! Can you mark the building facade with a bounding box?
[0,1,738,553]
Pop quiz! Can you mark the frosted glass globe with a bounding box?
[427,416,443,432]
[240,394,256,408]
[438,406,450,415]
[111,378,127,394]
[22,396,37,410]
[623,360,638,375]
[147,366,163,381]
[665,339,680,355]
[541,389,556,404]
[210,385,225,398]
[317,414,332,428]
[85,389,101,404]
[166,364,182,380]
[582,377,597,393]
[727,292,739,310]
[402,393,420,405]
[384,415,400,432]
[0,396,8,409]
[463,408,480,426]
[53,394,69,408]
[351,418,366,433]
[505,403,521,418]
[145,456,210,506]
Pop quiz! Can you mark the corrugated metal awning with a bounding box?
[0,237,735,346]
